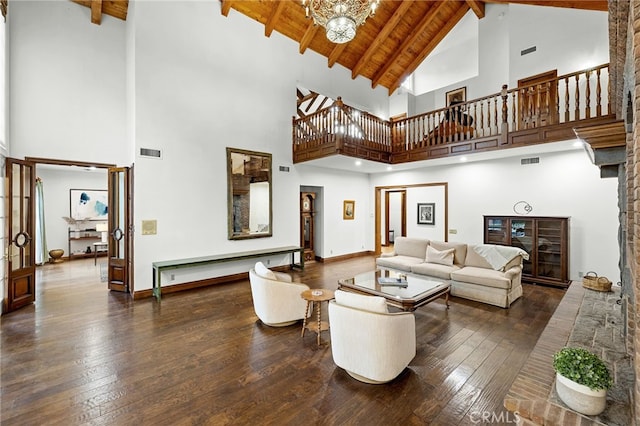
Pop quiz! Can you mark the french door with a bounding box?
[5,158,36,313]
[107,166,133,293]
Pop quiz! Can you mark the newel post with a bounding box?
[334,96,345,152]
[500,84,509,145]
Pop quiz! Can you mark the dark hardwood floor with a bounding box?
[1,256,566,425]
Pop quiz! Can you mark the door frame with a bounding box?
[375,182,448,255]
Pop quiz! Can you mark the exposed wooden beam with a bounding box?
[466,0,485,18]
[299,22,320,54]
[265,0,286,37]
[351,0,413,80]
[372,1,450,89]
[388,4,470,94]
[484,0,607,12]
[220,0,234,17]
[91,0,103,25]
[328,43,348,68]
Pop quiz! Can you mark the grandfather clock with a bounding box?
[300,192,316,262]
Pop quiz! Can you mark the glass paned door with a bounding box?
[510,218,534,276]
[5,158,36,312]
[107,166,132,293]
[536,219,564,280]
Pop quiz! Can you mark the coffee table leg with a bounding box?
[301,301,311,337]
[445,291,450,309]
[316,301,321,346]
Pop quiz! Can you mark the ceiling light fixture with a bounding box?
[302,0,380,44]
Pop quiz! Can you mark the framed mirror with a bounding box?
[227,147,272,240]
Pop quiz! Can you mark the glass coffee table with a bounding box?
[338,269,450,311]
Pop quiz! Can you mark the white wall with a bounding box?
[370,144,619,282]
[130,3,387,288]
[36,167,107,258]
[9,2,128,164]
[297,165,372,258]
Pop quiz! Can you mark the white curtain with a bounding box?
[35,178,48,265]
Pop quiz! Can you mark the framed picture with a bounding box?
[417,203,435,225]
[446,86,466,106]
[70,189,108,221]
[343,200,355,220]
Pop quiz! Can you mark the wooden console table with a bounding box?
[152,246,304,300]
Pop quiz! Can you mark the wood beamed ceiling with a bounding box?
[72,0,606,93]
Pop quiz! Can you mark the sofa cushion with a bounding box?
[450,266,512,289]
[376,255,424,272]
[393,237,430,259]
[411,262,460,280]
[429,241,467,265]
[334,289,388,313]
[426,246,454,266]
[255,261,277,281]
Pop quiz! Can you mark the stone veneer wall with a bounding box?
[627,1,640,423]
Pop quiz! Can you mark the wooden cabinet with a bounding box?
[484,215,570,288]
[68,228,105,260]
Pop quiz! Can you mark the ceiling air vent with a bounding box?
[139,148,162,159]
[521,46,536,56]
[521,157,540,165]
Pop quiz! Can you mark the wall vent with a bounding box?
[521,46,537,56]
[140,148,162,159]
[521,157,540,165]
[279,166,290,172]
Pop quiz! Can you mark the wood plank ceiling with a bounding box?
[73,0,607,94]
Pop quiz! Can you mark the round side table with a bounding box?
[300,288,335,346]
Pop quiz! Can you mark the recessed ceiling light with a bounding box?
[386,166,393,171]
[460,156,467,162]
[355,160,362,166]
[573,140,584,148]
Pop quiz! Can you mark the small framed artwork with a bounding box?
[343,200,355,220]
[70,189,108,221]
[417,203,435,225]
[446,86,466,106]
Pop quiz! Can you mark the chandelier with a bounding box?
[302,0,380,44]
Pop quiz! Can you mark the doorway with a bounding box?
[3,156,133,314]
[384,190,406,247]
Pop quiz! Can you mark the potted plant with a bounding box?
[552,347,612,416]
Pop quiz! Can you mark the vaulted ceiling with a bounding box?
[73,0,607,94]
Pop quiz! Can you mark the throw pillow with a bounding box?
[255,261,277,280]
[334,289,388,313]
[426,245,455,266]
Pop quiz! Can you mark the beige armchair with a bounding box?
[249,262,311,327]
[328,290,416,384]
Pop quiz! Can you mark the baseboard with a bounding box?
[316,250,374,263]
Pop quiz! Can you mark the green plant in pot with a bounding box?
[553,347,612,416]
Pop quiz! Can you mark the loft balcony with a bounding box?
[292,64,618,166]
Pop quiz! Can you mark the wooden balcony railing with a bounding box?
[293,64,616,165]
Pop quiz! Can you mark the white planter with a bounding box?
[555,373,607,416]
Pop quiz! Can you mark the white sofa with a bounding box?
[329,290,416,384]
[249,262,311,327]
[376,237,526,308]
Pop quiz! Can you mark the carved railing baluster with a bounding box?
[564,78,570,122]
[574,75,580,121]
[585,70,591,119]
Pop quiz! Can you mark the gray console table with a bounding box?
[151,246,304,300]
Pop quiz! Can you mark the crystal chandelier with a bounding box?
[302,0,380,44]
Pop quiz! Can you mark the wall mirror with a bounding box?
[227,147,272,240]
